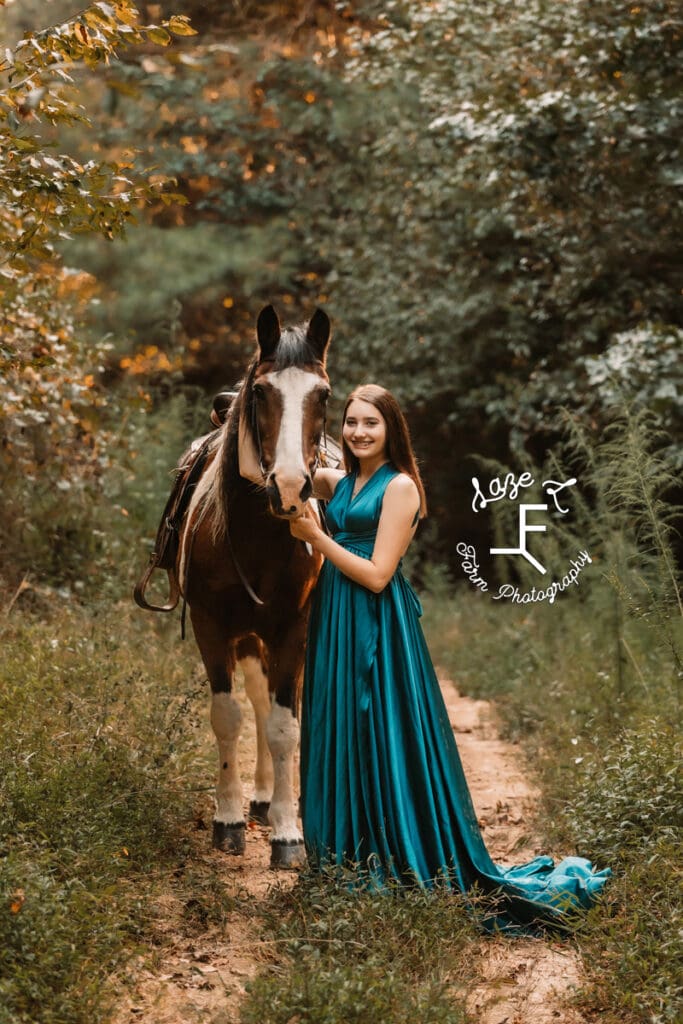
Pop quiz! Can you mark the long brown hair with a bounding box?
[341,384,427,518]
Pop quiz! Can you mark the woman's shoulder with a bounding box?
[385,470,419,499]
[378,471,421,531]
[387,468,419,491]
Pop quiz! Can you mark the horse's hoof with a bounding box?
[249,800,271,826]
[212,820,246,855]
[270,839,306,870]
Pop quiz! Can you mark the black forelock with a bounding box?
[270,325,321,370]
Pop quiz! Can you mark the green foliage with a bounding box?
[319,0,682,415]
[0,854,127,1024]
[421,588,681,1023]
[0,602,204,1024]
[574,836,682,1024]
[567,727,681,865]
[0,1,195,591]
[64,223,300,353]
[560,404,683,681]
[583,324,683,456]
[417,401,682,1022]
[242,871,475,1024]
[450,398,683,710]
[0,1,192,268]
[562,730,682,1024]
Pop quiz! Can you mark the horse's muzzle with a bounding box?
[266,473,312,518]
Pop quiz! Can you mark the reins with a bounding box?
[224,490,266,606]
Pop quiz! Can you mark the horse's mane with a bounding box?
[201,322,322,540]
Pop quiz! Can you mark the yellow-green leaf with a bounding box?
[146,27,171,46]
[167,16,197,37]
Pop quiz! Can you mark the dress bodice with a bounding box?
[325,463,398,555]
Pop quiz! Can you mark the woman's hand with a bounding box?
[289,506,323,545]
[288,474,419,593]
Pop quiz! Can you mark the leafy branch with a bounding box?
[0,1,195,269]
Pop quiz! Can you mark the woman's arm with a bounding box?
[311,467,345,501]
[292,474,420,593]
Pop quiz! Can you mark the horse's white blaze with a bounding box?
[240,655,274,804]
[266,366,320,477]
[265,702,302,843]
[211,691,244,825]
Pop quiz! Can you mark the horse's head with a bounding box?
[245,305,331,520]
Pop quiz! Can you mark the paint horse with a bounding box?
[178,305,331,868]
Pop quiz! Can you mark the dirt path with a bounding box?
[441,684,587,1024]
[114,677,587,1024]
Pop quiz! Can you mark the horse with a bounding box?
[175,304,331,868]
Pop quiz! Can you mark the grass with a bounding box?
[2,572,680,1024]
[2,577,680,1024]
[0,597,209,1024]
[420,573,682,1024]
[241,870,478,1024]
[1,590,480,1024]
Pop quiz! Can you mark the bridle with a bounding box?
[248,378,329,484]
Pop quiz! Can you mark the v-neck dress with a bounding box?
[299,462,610,932]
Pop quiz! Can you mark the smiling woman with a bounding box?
[289,383,611,933]
[344,402,387,478]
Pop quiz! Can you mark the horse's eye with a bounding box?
[253,385,265,401]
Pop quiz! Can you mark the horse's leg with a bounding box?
[237,635,273,825]
[266,700,304,868]
[263,628,307,869]
[191,609,246,854]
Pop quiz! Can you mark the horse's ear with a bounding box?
[306,308,331,362]
[256,305,281,360]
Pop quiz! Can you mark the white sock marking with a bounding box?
[265,703,302,843]
[210,691,244,825]
[241,654,274,804]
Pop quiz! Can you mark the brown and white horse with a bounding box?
[177,305,331,867]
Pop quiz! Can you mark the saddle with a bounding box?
[133,392,236,613]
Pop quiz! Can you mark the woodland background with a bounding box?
[0,3,681,1024]
[1,0,681,585]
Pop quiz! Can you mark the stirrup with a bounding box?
[133,556,180,612]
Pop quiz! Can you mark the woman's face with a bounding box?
[343,398,387,463]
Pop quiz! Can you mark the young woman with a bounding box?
[290,384,609,932]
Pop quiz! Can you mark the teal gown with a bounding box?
[300,462,610,933]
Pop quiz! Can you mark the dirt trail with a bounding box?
[114,677,587,1024]
[441,684,586,1024]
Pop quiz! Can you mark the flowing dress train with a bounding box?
[300,462,610,933]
